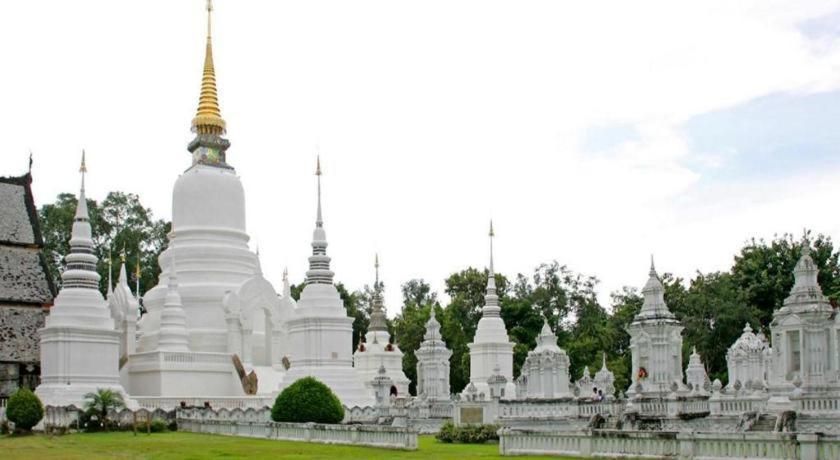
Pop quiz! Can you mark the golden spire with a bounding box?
[191,0,226,135]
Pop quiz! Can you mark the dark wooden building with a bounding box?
[0,173,55,402]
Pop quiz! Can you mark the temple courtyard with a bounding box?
[1,433,567,460]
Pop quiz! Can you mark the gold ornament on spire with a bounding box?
[79,149,87,173]
[191,0,226,135]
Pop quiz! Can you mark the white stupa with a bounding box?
[466,221,516,399]
[353,255,410,396]
[626,257,687,398]
[519,318,572,399]
[415,307,452,401]
[127,2,285,398]
[36,153,131,408]
[280,157,373,408]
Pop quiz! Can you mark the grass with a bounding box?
[0,432,578,459]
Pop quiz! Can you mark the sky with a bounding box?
[3,1,840,313]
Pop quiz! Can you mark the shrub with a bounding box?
[150,419,168,433]
[436,421,456,443]
[6,388,44,432]
[271,377,344,424]
[435,421,499,444]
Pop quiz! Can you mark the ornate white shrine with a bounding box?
[465,222,516,399]
[626,258,687,398]
[353,256,410,396]
[518,319,572,399]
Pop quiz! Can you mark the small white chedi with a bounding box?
[278,158,372,408]
[353,255,410,396]
[626,257,687,398]
[36,154,132,408]
[464,222,516,399]
[518,318,572,399]
[415,307,452,401]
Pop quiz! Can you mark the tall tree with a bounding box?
[39,191,169,297]
[731,232,840,328]
[393,279,439,395]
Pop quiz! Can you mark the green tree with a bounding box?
[83,388,125,431]
[38,191,170,298]
[392,279,440,395]
[672,271,760,383]
[731,232,840,328]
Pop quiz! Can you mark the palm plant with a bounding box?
[83,388,125,431]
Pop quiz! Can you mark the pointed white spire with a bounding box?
[63,151,100,290]
[636,254,675,320]
[369,253,388,332]
[106,247,114,299]
[75,150,89,220]
[254,244,263,275]
[158,249,190,352]
[315,155,323,228]
[305,156,334,285]
[782,232,830,311]
[482,220,500,317]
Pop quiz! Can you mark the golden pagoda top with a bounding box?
[191,0,226,135]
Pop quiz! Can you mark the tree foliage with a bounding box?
[38,191,170,298]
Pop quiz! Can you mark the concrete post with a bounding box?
[579,430,593,457]
[797,433,819,460]
[677,432,694,460]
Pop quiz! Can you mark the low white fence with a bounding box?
[177,408,417,450]
[134,396,274,410]
[499,397,708,422]
[499,428,840,460]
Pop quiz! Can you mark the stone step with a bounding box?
[748,415,777,432]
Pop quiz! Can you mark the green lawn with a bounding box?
[0,432,574,459]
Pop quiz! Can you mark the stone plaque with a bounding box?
[460,406,484,424]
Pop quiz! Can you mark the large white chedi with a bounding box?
[627,257,687,397]
[278,159,373,408]
[126,2,287,397]
[36,155,131,408]
[466,222,516,399]
[353,255,410,396]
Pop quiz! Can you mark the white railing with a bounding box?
[178,410,417,450]
[135,396,273,410]
[499,429,840,460]
[793,395,840,415]
[711,394,768,416]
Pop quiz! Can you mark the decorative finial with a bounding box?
[315,155,323,227]
[283,266,288,281]
[191,0,226,135]
[429,305,436,319]
[375,253,380,287]
[489,220,495,276]
[802,229,811,256]
[135,250,142,296]
[602,352,607,369]
[649,254,656,275]
[107,246,113,294]
[28,150,33,174]
[120,246,126,263]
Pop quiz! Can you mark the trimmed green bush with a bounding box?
[271,377,344,424]
[435,421,499,444]
[6,388,44,432]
